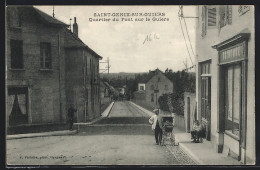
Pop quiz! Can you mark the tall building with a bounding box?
[195,5,255,164]
[6,6,102,133]
[64,17,102,122]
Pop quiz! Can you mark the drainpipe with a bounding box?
[58,30,62,122]
[83,49,86,122]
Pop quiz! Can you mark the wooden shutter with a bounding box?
[219,6,226,28]
[208,6,217,27]
[201,6,207,37]
[227,5,232,25]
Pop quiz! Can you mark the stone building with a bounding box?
[134,69,173,110]
[64,17,102,122]
[195,5,255,164]
[6,6,68,128]
[6,6,102,132]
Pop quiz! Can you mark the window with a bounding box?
[201,62,211,119]
[219,5,232,29]
[140,86,144,91]
[201,5,217,37]
[40,42,51,69]
[201,62,211,75]
[225,64,241,137]
[10,39,23,69]
[151,93,154,102]
[158,77,160,82]
[208,6,217,27]
[7,87,28,126]
[150,85,154,90]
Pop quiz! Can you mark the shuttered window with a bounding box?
[227,5,232,24]
[219,5,232,29]
[201,6,207,37]
[208,6,217,27]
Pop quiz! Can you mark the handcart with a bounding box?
[161,115,175,146]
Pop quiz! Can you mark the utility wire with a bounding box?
[183,13,196,60]
[178,7,193,67]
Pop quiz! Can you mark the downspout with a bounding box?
[83,49,86,122]
[58,30,62,122]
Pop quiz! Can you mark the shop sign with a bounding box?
[219,43,245,64]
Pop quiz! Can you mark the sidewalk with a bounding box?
[173,128,242,165]
[131,102,242,165]
[7,102,115,140]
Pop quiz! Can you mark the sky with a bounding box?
[35,6,197,73]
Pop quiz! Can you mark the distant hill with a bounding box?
[100,72,147,80]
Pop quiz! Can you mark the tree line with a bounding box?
[101,69,195,115]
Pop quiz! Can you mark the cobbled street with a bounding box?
[6,101,196,165]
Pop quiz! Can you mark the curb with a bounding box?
[6,130,78,140]
[178,142,203,165]
[129,101,155,117]
[6,102,115,140]
[74,102,115,127]
[104,102,115,117]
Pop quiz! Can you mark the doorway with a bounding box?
[201,77,211,141]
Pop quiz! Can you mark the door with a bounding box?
[201,77,211,141]
[187,97,191,132]
[224,64,242,160]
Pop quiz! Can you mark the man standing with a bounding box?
[68,104,77,131]
[149,108,163,145]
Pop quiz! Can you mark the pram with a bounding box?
[161,115,175,146]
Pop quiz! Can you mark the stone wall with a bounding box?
[6,8,66,127]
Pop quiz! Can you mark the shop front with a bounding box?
[213,32,250,161]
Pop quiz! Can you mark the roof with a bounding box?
[7,6,69,27]
[139,69,166,83]
[100,80,110,88]
[33,7,69,27]
[63,28,102,59]
[103,82,110,87]
[64,28,87,48]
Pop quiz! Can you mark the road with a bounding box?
[6,101,196,165]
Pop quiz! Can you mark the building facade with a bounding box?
[134,69,173,110]
[195,5,255,164]
[64,17,102,122]
[6,6,102,131]
[6,6,68,127]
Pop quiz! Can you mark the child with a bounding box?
[191,120,203,143]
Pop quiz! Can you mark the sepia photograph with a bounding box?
[5,4,255,166]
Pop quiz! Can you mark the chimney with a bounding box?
[73,17,78,37]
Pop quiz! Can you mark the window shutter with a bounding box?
[208,6,217,27]
[219,6,226,28]
[201,6,207,37]
[227,5,232,24]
